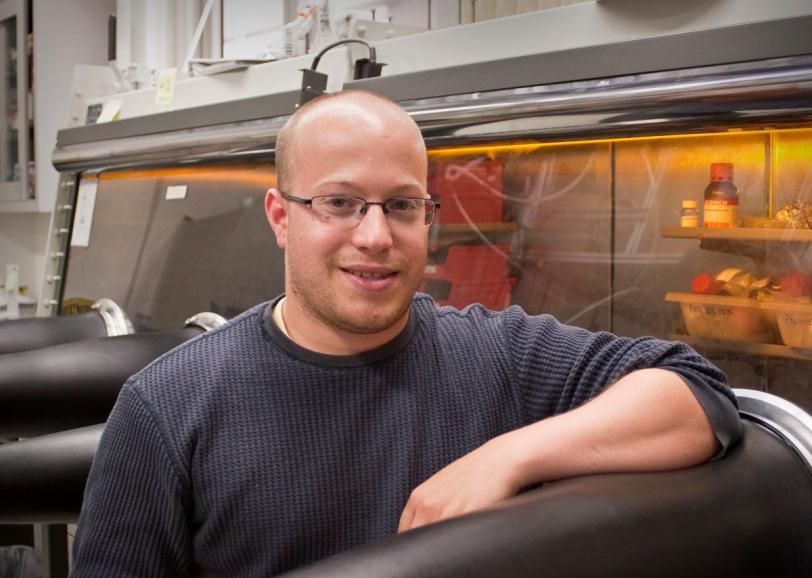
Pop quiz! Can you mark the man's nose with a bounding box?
[351,204,394,252]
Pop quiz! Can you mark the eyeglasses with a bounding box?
[281,193,440,229]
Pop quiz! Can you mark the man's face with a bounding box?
[275,100,429,335]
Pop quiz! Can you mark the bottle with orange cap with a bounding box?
[703,162,739,228]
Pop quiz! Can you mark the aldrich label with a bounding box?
[703,162,739,228]
[704,198,739,228]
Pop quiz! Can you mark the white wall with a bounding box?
[34,0,115,214]
[223,0,286,59]
[116,0,221,74]
[220,0,461,59]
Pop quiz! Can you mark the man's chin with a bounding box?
[333,310,407,335]
[329,300,411,335]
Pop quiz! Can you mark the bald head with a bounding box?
[274,90,425,193]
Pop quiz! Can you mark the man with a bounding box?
[71,90,740,577]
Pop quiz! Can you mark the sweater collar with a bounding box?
[261,294,418,367]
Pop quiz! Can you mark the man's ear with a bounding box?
[265,188,288,249]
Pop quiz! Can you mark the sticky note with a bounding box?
[155,68,178,106]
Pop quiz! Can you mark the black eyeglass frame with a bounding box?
[280,192,441,226]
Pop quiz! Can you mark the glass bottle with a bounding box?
[703,163,739,228]
[680,200,699,227]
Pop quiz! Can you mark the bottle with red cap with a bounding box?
[703,162,739,228]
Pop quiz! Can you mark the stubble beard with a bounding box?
[287,254,422,335]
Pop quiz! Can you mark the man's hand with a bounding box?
[397,435,523,532]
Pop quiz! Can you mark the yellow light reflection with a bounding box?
[775,133,812,163]
[427,127,812,159]
[96,164,278,187]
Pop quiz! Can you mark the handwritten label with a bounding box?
[784,313,812,327]
[687,304,732,318]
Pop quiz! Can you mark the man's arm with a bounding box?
[398,368,718,532]
[71,384,192,577]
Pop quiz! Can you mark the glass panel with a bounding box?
[759,129,812,409]
[425,142,612,331]
[61,163,285,331]
[0,15,18,184]
[424,127,811,412]
[613,132,768,339]
[58,128,811,410]
[775,129,812,211]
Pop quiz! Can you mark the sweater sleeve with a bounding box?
[70,383,192,578]
[502,308,742,457]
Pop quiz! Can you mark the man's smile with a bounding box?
[341,266,398,280]
[340,265,400,291]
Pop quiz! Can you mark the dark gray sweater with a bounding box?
[71,294,740,577]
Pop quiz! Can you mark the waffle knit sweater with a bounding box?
[71,294,740,577]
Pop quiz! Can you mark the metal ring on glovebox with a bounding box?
[91,298,135,337]
[184,311,228,332]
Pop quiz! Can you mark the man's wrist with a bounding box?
[490,428,539,492]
